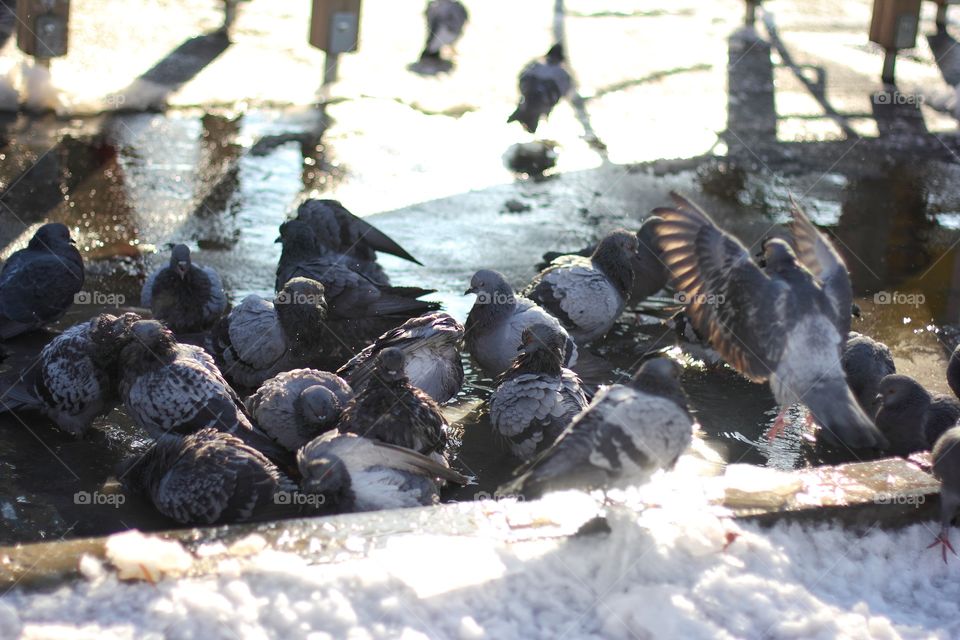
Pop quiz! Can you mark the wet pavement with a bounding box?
[2,0,960,545]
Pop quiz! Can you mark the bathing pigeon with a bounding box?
[490,323,588,459]
[207,277,330,389]
[0,223,84,340]
[337,348,448,457]
[499,358,693,500]
[465,269,577,376]
[842,332,896,418]
[524,229,637,343]
[141,244,227,333]
[421,0,468,60]
[0,312,139,436]
[118,427,299,525]
[652,192,886,450]
[245,369,353,452]
[508,44,571,134]
[337,312,464,404]
[930,426,960,562]
[298,431,468,512]
[875,374,960,454]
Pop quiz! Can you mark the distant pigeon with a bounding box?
[245,369,353,452]
[842,332,896,418]
[207,277,330,389]
[465,269,577,376]
[337,348,449,457]
[490,323,588,459]
[0,223,84,340]
[875,374,960,454]
[524,229,637,343]
[292,199,422,284]
[118,427,298,525]
[499,358,693,500]
[141,244,227,334]
[930,427,960,562]
[119,320,288,463]
[338,312,464,404]
[421,0,468,60]
[947,343,960,400]
[298,431,468,512]
[652,192,886,449]
[0,312,139,436]
[508,44,571,134]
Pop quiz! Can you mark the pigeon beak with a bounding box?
[274,236,282,244]
[176,262,188,278]
[874,393,884,405]
[464,287,477,296]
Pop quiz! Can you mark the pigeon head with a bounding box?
[298,448,355,510]
[519,323,566,357]
[630,357,688,410]
[168,244,192,279]
[545,43,565,64]
[592,229,638,296]
[297,385,342,430]
[759,238,797,272]
[878,374,931,412]
[120,320,178,371]
[30,223,74,249]
[464,269,514,306]
[115,435,182,496]
[374,347,407,383]
[275,277,328,349]
[90,312,142,366]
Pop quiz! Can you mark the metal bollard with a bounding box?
[16,0,70,65]
[309,0,363,85]
[869,0,921,84]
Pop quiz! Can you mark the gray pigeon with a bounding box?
[508,44,571,134]
[0,312,139,436]
[421,0,468,60]
[652,192,886,450]
[336,348,448,457]
[499,358,693,500]
[842,332,896,418]
[298,431,468,512]
[875,374,960,454]
[141,244,227,333]
[490,323,588,459]
[524,229,638,343]
[930,427,960,562]
[464,269,577,376]
[118,427,299,525]
[245,369,353,452]
[207,277,330,389]
[0,223,84,340]
[947,343,960,401]
[337,312,464,404]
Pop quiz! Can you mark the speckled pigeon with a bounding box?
[421,0,468,60]
[336,348,448,457]
[524,229,637,343]
[0,312,139,436]
[490,323,588,460]
[141,244,227,333]
[842,332,896,418]
[508,44,571,134]
[298,431,468,513]
[338,312,464,404]
[930,427,960,562]
[465,269,577,376]
[499,358,694,500]
[245,369,353,452]
[652,192,886,450]
[0,223,84,340]
[207,277,330,389]
[118,427,299,525]
[875,374,960,454]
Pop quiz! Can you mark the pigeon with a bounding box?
[490,323,588,459]
[119,320,288,463]
[524,229,638,343]
[499,358,693,500]
[336,348,448,457]
[207,277,330,389]
[337,312,464,404]
[291,199,421,285]
[298,431,468,512]
[0,312,140,436]
[245,369,353,452]
[930,427,960,562]
[0,223,84,340]
[652,192,886,450]
[842,332,896,418]
[948,343,960,401]
[508,44,571,134]
[464,269,577,376]
[421,0,468,60]
[875,374,960,454]
[141,244,227,333]
[118,427,299,525]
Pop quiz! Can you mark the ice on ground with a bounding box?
[103,530,193,582]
